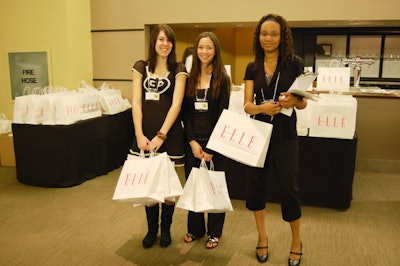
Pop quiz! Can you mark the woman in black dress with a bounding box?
[130,24,187,248]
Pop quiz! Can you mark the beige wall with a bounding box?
[0,0,92,119]
[90,0,400,85]
[90,0,400,29]
[355,97,399,160]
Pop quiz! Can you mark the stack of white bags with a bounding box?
[13,81,131,125]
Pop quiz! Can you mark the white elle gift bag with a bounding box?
[54,91,82,125]
[316,60,351,92]
[98,83,131,115]
[194,160,233,213]
[206,109,273,168]
[113,152,168,205]
[115,152,183,206]
[176,160,233,213]
[308,94,357,139]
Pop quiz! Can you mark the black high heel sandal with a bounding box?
[256,246,268,263]
[288,242,303,266]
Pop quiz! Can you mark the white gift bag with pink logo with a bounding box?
[113,152,182,205]
[176,159,233,213]
[206,109,273,168]
[308,94,357,139]
[98,83,131,115]
[316,60,351,92]
[54,91,82,125]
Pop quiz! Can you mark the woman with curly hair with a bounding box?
[243,14,305,265]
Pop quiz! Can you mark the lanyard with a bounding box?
[195,88,208,102]
[261,72,280,103]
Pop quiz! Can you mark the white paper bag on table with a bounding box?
[24,94,47,125]
[54,91,82,125]
[13,87,35,124]
[98,83,131,115]
[317,64,351,92]
[0,114,12,134]
[78,92,102,120]
[308,94,357,139]
[206,109,273,168]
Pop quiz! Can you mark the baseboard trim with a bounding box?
[356,158,400,174]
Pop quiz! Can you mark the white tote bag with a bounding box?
[177,160,233,213]
[78,91,102,120]
[126,152,183,204]
[98,83,131,115]
[77,82,102,120]
[206,109,273,168]
[163,157,184,202]
[24,94,47,125]
[42,92,59,125]
[308,94,357,140]
[194,160,233,213]
[176,166,196,212]
[54,91,82,125]
[0,113,12,134]
[316,60,350,92]
[13,87,34,124]
[113,152,169,205]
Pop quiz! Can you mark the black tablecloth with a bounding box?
[12,110,133,187]
[225,135,358,210]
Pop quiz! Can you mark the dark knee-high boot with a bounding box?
[160,203,175,247]
[143,204,159,248]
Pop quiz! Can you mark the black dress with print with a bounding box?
[130,60,187,165]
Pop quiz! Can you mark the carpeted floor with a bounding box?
[0,165,399,266]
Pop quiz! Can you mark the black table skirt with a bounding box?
[13,111,357,209]
[12,110,133,187]
[225,135,358,210]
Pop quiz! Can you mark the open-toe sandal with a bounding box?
[184,233,197,243]
[256,246,269,263]
[205,236,219,249]
[288,242,303,266]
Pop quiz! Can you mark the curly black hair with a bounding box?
[252,13,301,70]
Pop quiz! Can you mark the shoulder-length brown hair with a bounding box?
[252,13,301,70]
[186,32,230,99]
[147,24,177,73]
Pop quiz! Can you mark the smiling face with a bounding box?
[197,36,215,65]
[155,30,172,58]
[259,20,281,54]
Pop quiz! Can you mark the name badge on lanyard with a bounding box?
[145,77,161,101]
[145,91,160,101]
[194,101,208,111]
[195,88,208,111]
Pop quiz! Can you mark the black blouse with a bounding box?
[244,57,304,142]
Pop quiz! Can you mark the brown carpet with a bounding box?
[0,165,399,266]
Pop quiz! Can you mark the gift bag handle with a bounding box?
[329,59,340,68]
[199,159,214,171]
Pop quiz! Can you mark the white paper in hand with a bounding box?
[288,73,318,101]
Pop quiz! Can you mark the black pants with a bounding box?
[184,141,226,238]
[246,139,302,222]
